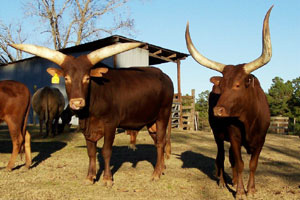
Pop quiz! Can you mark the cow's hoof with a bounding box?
[165,153,170,160]
[85,175,96,185]
[151,173,160,181]
[25,163,32,170]
[84,179,94,185]
[218,180,226,188]
[103,179,113,187]
[235,192,247,200]
[6,167,13,172]
[20,166,30,172]
[128,144,137,151]
[247,188,257,197]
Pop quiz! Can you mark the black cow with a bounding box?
[186,6,273,199]
[32,86,65,137]
[10,42,173,187]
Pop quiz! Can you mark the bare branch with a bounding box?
[0,21,27,63]
[23,0,139,48]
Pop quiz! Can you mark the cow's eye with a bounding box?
[65,75,71,83]
[83,75,90,83]
[234,83,240,89]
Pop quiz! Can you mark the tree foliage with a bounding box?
[289,77,300,133]
[195,90,210,118]
[266,77,293,117]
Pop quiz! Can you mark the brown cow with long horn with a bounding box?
[186,6,273,199]
[9,42,173,187]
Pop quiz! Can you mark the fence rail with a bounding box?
[269,116,289,134]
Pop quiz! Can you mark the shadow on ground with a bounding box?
[77,144,157,182]
[0,140,67,170]
[177,150,235,197]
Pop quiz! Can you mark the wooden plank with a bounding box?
[149,53,175,63]
[167,53,176,59]
[182,96,194,99]
[182,106,193,110]
[153,49,162,55]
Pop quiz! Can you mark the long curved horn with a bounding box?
[185,22,226,72]
[244,6,273,74]
[9,44,67,66]
[87,42,143,65]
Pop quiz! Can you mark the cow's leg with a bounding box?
[24,130,32,169]
[48,117,54,138]
[147,123,157,144]
[147,122,171,160]
[215,138,225,187]
[164,118,171,159]
[85,139,98,184]
[229,130,246,199]
[247,146,262,195]
[102,126,116,187]
[53,116,59,136]
[39,119,44,137]
[127,130,138,150]
[45,120,50,138]
[229,146,238,186]
[6,121,23,171]
[151,120,167,180]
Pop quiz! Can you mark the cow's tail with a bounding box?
[45,92,49,124]
[165,115,172,160]
[19,93,31,159]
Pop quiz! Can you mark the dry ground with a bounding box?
[0,126,300,200]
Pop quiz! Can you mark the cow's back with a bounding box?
[0,80,30,120]
[32,87,65,119]
[88,67,174,128]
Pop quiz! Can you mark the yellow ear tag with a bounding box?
[51,73,60,84]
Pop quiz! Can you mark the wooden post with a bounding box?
[177,60,183,129]
[191,89,195,131]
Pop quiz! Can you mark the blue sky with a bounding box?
[1,0,300,97]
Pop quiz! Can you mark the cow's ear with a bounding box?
[90,68,109,77]
[245,75,255,88]
[47,67,63,77]
[210,76,222,86]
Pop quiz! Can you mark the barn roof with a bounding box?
[2,35,188,66]
[61,35,188,65]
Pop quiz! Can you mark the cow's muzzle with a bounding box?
[69,98,85,110]
[213,106,229,117]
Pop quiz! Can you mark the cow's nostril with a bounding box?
[70,98,85,110]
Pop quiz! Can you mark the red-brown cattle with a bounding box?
[10,43,173,186]
[32,86,65,137]
[186,6,273,199]
[0,80,32,170]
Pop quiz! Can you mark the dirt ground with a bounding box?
[0,127,300,200]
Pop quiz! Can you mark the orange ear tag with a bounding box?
[51,73,60,84]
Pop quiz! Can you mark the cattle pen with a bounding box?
[0,127,299,200]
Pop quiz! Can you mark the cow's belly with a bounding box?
[118,110,158,130]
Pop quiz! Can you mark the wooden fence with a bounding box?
[172,89,198,131]
[269,116,289,134]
